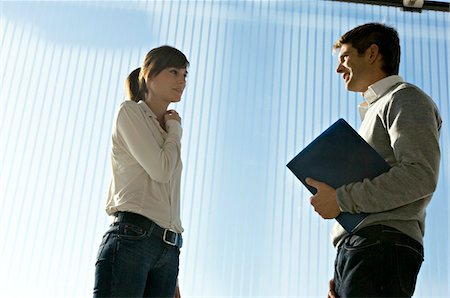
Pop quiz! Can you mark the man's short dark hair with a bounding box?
[333,23,400,76]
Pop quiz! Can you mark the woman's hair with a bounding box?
[125,67,142,102]
[333,23,400,76]
[125,45,189,102]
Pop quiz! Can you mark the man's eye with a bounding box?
[170,69,178,75]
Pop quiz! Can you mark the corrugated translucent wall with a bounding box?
[0,1,448,297]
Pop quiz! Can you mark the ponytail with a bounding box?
[125,67,144,102]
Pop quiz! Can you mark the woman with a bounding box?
[94,45,189,297]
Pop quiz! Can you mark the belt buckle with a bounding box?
[163,229,178,246]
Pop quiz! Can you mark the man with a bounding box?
[306,23,442,297]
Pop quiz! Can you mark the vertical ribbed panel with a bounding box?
[0,1,448,297]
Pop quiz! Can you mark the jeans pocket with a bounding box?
[336,236,383,296]
[395,243,423,296]
[343,234,381,251]
[96,232,117,264]
[117,223,147,240]
[96,231,110,259]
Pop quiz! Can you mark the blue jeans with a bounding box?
[334,225,423,298]
[93,222,180,297]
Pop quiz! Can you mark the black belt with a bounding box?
[354,224,423,255]
[114,211,182,248]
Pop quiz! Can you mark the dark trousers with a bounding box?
[334,225,424,298]
[93,221,180,297]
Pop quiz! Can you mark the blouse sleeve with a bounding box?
[115,103,182,183]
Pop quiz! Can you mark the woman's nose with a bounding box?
[177,75,186,85]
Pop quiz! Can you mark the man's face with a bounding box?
[336,44,371,93]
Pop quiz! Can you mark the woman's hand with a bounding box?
[164,109,181,124]
[328,278,337,298]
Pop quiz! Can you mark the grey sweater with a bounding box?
[332,75,442,247]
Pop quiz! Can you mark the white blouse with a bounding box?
[105,100,183,233]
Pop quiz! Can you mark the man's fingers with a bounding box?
[305,177,323,189]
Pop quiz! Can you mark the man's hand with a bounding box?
[305,177,341,219]
[174,285,181,298]
[328,278,337,298]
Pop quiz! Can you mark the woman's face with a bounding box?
[146,67,187,103]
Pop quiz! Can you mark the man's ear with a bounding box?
[366,44,380,64]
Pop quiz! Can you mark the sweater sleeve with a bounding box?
[115,103,182,183]
[336,86,441,213]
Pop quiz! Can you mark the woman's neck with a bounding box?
[144,97,169,128]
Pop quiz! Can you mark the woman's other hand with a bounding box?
[164,109,181,124]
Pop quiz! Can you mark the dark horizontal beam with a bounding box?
[328,0,450,12]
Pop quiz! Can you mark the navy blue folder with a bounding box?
[286,118,391,233]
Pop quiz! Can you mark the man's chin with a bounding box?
[345,83,354,91]
[346,83,365,93]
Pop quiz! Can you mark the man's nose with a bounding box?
[336,63,344,73]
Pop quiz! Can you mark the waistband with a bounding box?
[114,211,183,248]
[353,224,423,255]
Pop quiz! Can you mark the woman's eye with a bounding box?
[170,69,178,75]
